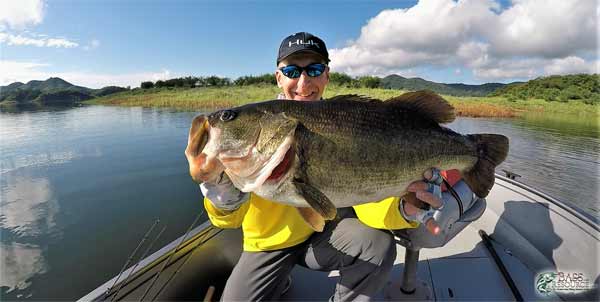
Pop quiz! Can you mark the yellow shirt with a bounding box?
[204,194,314,251]
[352,197,419,230]
[205,195,418,252]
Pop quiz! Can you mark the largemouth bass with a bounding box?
[185,91,509,229]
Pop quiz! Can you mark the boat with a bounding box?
[80,173,599,301]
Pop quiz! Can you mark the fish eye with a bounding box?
[220,110,236,122]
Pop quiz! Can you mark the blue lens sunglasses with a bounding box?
[279,63,327,79]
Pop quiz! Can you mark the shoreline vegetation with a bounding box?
[88,84,599,119]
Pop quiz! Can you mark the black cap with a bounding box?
[277,32,329,64]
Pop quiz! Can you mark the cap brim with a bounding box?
[277,50,330,64]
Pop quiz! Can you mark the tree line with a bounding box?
[491,74,599,104]
[140,73,382,89]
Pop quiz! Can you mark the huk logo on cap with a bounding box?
[288,39,320,49]
[277,32,329,64]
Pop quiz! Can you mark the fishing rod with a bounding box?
[104,219,160,300]
[110,225,167,301]
[139,212,203,301]
[479,230,523,302]
[149,220,209,301]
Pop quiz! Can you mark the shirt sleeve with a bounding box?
[204,197,250,229]
[353,197,420,230]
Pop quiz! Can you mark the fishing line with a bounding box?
[105,219,160,300]
[149,222,211,301]
[111,225,167,301]
[139,212,203,301]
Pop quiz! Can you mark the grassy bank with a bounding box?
[89,85,600,118]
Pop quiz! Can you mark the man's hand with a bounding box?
[200,173,249,212]
[401,169,445,235]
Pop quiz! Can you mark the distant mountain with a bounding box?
[381,75,514,96]
[0,77,127,108]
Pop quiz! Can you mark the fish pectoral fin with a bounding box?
[297,207,326,232]
[293,180,337,221]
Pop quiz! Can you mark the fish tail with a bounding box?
[463,134,509,197]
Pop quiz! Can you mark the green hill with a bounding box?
[0,77,127,108]
[380,74,512,96]
[491,74,599,104]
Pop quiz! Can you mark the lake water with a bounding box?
[1,105,598,300]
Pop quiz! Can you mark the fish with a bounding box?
[185,91,509,231]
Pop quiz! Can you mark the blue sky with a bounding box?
[0,0,596,88]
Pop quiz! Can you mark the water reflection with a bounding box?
[0,242,47,295]
[0,175,60,238]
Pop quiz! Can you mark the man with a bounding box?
[188,32,451,301]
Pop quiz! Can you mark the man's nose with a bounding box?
[297,71,312,87]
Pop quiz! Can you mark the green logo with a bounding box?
[536,272,556,294]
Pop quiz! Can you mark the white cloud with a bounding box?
[489,0,597,58]
[472,58,542,80]
[0,60,50,84]
[0,0,80,50]
[544,56,598,75]
[0,0,45,29]
[330,0,598,82]
[56,69,173,88]
[0,32,78,48]
[0,60,174,88]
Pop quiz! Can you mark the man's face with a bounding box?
[275,53,329,102]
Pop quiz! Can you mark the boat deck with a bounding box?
[281,174,600,301]
[283,223,553,301]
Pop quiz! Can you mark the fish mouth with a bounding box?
[186,115,224,183]
[265,147,294,182]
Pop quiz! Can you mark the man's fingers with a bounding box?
[403,200,419,216]
[407,181,428,192]
[423,168,434,181]
[416,191,443,209]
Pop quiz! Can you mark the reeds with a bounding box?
[90,85,598,118]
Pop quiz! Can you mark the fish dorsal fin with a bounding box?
[385,90,455,124]
[327,94,382,103]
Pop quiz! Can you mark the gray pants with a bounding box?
[222,209,396,301]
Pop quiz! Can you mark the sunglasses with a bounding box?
[279,63,327,79]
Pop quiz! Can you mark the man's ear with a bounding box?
[275,71,283,88]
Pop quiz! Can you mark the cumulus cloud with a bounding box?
[330,0,598,81]
[0,32,78,48]
[0,0,45,29]
[0,60,174,88]
[489,0,597,58]
[544,56,598,75]
[0,0,81,49]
